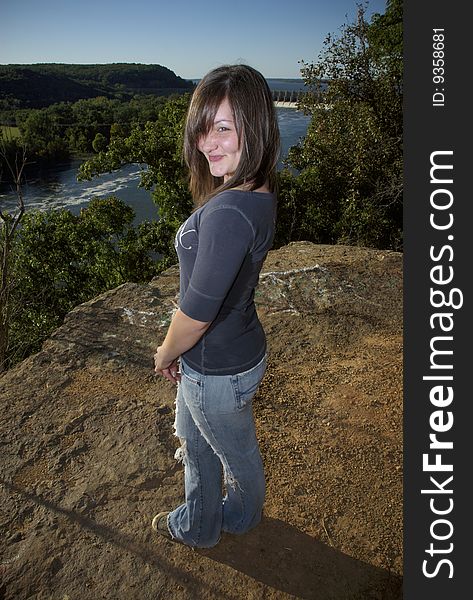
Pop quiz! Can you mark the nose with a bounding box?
[200,131,218,153]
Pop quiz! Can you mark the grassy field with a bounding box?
[1,126,20,139]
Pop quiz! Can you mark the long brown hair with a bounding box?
[183,64,280,206]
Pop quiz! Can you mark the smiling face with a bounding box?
[197,97,242,182]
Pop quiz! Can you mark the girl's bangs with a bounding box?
[191,86,226,140]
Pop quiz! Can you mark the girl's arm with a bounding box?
[154,308,211,383]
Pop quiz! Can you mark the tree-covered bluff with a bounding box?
[0,63,194,110]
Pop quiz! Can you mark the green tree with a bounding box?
[68,97,116,153]
[92,132,107,153]
[79,93,192,263]
[4,196,163,369]
[18,109,69,160]
[277,0,403,250]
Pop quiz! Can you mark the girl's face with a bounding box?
[198,97,242,182]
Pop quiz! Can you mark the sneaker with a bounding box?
[151,511,173,540]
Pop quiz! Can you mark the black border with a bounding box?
[404,1,471,596]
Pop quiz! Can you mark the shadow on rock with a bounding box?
[1,480,226,599]
[198,516,402,600]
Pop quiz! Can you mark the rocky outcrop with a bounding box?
[0,242,403,600]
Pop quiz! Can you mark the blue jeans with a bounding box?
[167,355,267,548]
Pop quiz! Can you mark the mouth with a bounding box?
[208,155,224,163]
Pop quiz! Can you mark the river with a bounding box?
[0,106,310,226]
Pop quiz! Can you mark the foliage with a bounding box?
[277,0,403,250]
[17,109,69,160]
[3,197,167,369]
[0,94,171,167]
[92,132,108,153]
[79,94,193,261]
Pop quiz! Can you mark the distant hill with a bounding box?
[0,63,195,109]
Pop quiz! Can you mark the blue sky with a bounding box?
[1,0,387,79]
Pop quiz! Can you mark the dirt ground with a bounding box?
[0,242,403,599]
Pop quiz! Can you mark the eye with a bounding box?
[217,126,230,132]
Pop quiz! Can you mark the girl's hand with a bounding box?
[154,347,181,384]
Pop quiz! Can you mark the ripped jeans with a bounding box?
[167,355,267,548]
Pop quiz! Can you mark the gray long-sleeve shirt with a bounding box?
[175,189,277,375]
